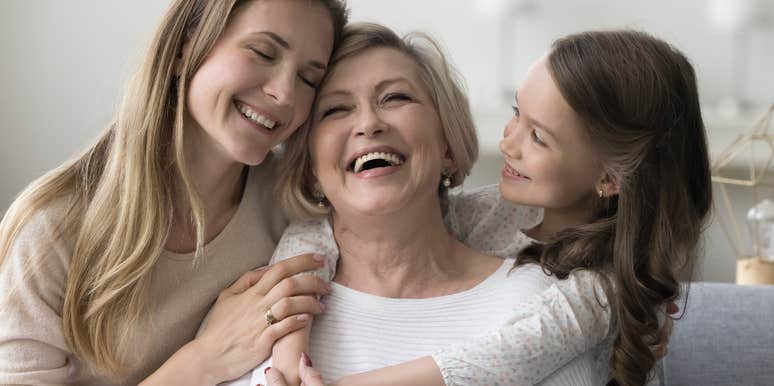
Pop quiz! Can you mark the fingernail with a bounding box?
[302,351,313,367]
[264,366,272,375]
[313,254,325,263]
[297,314,310,322]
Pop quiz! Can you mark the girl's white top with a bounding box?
[230,184,614,386]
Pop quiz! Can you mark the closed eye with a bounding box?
[298,74,316,88]
[320,105,351,119]
[250,47,274,61]
[511,105,520,117]
[383,93,412,104]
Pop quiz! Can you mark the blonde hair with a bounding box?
[0,0,347,376]
[279,22,478,219]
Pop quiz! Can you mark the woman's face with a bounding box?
[186,0,334,166]
[499,56,604,212]
[310,47,450,217]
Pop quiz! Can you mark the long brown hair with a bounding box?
[0,0,347,376]
[516,30,712,385]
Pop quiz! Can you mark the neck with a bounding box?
[331,196,468,298]
[166,123,247,252]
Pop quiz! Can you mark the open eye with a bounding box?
[531,129,547,146]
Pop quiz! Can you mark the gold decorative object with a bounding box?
[711,104,774,285]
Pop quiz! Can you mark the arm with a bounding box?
[331,270,612,386]
[0,209,77,385]
[254,218,339,386]
[446,184,542,259]
[147,253,329,386]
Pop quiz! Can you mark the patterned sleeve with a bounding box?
[446,184,542,259]
[269,217,339,281]
[432,270,614,386]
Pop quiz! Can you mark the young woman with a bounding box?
[0,1,348,385]
[261,25,710,386]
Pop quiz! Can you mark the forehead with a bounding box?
[226,0,334,59]
[321,47,424,93]
[519,57,582,137]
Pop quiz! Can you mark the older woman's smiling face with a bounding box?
[309,47,450,217]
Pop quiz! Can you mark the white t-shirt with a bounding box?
[227,184,614,385]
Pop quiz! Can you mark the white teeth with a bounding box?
[236,102,276,129]
[352,151,405,173]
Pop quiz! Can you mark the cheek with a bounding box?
[309,127,340,170]
[290,88,316,127]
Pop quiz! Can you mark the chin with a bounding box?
[227,150,266,167]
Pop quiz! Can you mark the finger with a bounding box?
[263,275,330,306]
[258,313,312,348]
[269,296,325,320]
[299,352,325,386]
[265,367,288,386]
[252,254,325,295]
[666,301,679,314]
[227,266,270,295]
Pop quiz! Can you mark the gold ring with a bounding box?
[265,308,277,326]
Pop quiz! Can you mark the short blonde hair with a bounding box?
[279,22,478,219]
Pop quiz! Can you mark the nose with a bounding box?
[263,65,295,107]
[499,117,523,159]
[354,105,387,138]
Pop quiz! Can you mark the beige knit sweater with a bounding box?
[0,159,287,385]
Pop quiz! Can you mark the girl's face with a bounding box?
[186,0,334,167]
[309,47,451,217]
[499,56,604,212]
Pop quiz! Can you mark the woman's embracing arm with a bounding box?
[297,270,613,386]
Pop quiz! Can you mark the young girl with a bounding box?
[0,1,348,385]
[259,26,711,386]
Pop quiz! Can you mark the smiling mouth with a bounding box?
[348,151,406,173]
[235,101,279,131]
[504,163,530,179]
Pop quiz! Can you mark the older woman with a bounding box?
[227,23,614,386]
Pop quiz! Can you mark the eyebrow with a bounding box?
[374,77,413,93]
[514,93,558,138]
[252,31,327,71]
[318,77,414,102]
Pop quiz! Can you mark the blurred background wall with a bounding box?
[2,0,773,282]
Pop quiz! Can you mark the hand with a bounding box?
[653,301,679,359]
[194,254,330,383]
[264,352,326,386]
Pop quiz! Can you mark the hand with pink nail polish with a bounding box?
[263,352,327,386]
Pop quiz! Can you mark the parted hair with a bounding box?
[515,30,712,385]
[0,0,348,376]
[279,22,478,219]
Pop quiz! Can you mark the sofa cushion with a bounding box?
[661,282,774,385]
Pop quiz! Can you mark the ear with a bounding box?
[442,147,456,172]
[595,172,620,198]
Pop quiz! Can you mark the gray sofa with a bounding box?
[658,282,774,385]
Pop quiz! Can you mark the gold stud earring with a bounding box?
[312,186,327,208]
